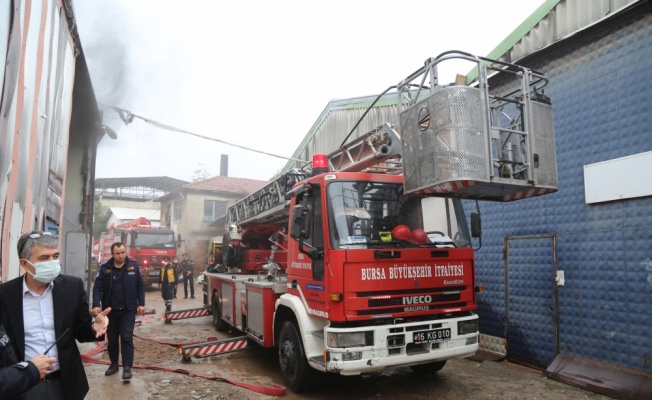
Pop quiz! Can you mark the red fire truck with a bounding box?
[201,51,558,392]
[99,217,179,285]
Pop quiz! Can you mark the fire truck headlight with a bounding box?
[458,319,478,335]
[327,331,371,348]
[341,351,362,361]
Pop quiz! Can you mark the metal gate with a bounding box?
[504,235,558,367]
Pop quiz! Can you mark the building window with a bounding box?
[204,200,227,222]
[164,204,171,226]
[174,201,183,221]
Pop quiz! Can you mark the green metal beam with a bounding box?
[466,0,561,84]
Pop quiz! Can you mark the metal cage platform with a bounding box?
[398,51,558,201]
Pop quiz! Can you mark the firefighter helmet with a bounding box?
[391,225,411,242]
[411,228,429,244]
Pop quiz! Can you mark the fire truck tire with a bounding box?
[212,294,229,332]
[409,360,447,374]
[278,321,311,392]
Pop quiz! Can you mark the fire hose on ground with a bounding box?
[80,310,286,397]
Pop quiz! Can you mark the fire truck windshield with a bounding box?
[132,232,176,248]
[327,181,471,249]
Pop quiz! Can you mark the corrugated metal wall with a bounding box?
[499,0,639,64]
[470,3,652,373]
[0,1,76,280]
[1,1,104,287]
[284,96,401,169]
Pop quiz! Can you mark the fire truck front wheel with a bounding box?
[212,294,229,332]
[278,321,311,392]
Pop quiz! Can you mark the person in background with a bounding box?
[0,321,57,399]
[172,257,181,299]
[0,231,110,400]
[180,253,195,299]
[159,257,178,324]
[214,247,223,267]
[92,242,145,381]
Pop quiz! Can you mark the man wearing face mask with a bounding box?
[0,231,111,400]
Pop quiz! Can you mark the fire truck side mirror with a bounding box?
[470,212,482,238]
[177,234,182,247]
[290,204,311,240]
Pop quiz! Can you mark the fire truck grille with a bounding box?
[367,292,460,307]
[356,286,468,316]
[357,302,467,316]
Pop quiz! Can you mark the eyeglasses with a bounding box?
[19,231,53,256]
[28,232,52,239]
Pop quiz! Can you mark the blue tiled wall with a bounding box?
[466,8,652,372]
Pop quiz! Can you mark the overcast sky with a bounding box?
[74,0,545,183]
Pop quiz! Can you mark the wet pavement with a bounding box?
[81,286,612,400]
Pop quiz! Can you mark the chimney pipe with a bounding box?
[220,154,228,177]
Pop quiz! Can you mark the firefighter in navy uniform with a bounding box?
[0,322,57,399]
[92,242,145,381]
[180,253,195,298]
[159,257,178,324]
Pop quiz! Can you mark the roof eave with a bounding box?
[465,0,562,85]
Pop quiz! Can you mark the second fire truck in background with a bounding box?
[98,217,180,285]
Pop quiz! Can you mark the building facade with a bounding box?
[159,176,266,268]
[0,0,104,282]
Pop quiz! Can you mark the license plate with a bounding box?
[412,328,451,344]
[148,271,159,276]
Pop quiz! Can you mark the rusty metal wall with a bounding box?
[0,0,76,280]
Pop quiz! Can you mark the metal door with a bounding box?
[505,235,558,367]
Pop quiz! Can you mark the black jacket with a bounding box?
[0,274,100,400]
[92,256,145,311]
[180,259,195,274]
[0,324,40,399]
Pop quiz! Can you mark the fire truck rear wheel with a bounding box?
[278,321,311,392]
[212,294,229,332]
[409,360,447,374]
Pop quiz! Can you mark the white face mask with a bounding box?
[25,259,61,284]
